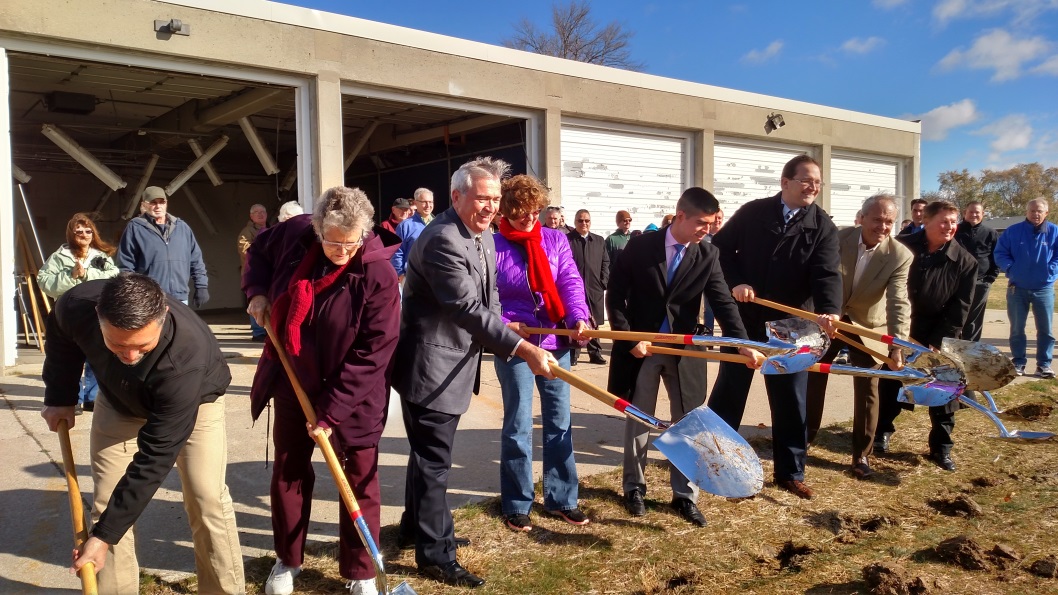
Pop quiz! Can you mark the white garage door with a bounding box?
[713,141,807,217]
[830,155,900,227]
[560,123,688,234]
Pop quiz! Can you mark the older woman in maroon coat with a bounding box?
[243,187,401,595]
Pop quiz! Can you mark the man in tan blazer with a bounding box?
[807,194,912,478]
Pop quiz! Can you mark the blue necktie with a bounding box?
[660,244,685,332]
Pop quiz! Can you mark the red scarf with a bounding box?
[268,242,352,357]
[499,217,566,324]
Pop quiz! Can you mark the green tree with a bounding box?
[503,1,644,71]
[932,164,1058,220]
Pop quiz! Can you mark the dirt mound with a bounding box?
[970,476,1003,488]
[927,494,983,517]
[934,536,1022,572]
[1004,402,1053,421]
[862,562,931,595]
[935,536,991,570]
[1029,555,1058,578]
[776,541,814,572]
[809,511,899,538]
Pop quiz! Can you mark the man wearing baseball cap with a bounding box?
[381,197,414,234]
[116,186,209,307]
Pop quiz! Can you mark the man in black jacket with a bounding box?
[40,273,243,594]
[707,155,842,500]
[954,201,999,341]
[607,187,762,526]
[898,198,928,236]
[567,209,610,365]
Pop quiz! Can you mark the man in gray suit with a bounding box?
[394,156,553,588]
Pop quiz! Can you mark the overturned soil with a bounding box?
[1003,402,1054,421]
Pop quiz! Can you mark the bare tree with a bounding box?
[503,1,645,71]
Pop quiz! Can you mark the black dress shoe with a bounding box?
[81,401,95,412]
[671,498,707,527]
[930,452,956,472]
[874,432,892,454]
[625,489,646,517]
[419,560,485,588]
[588,354,608,365]
[398,533,470,550]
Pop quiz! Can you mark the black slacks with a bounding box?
[400,399,462,568]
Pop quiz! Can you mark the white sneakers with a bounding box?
[264,560,302,595]
[347,578,379,595]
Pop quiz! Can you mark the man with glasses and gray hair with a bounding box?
[394,156,554,588]
[117,186,209,308]
[567,209,610,365]
[391,187,436,281]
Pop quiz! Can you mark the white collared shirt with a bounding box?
[853,235,880,290]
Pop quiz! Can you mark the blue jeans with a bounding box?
[1007,285,1055,367]
[495,349,579,515]
[249,314,266,339]
[79,362,98,405]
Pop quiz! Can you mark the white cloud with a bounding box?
[909,99,981,141]
[937,29,1051,81]
[974,114,1034,158]
[841,36,886,54]
[1031,55,1058,75]
[933,0,1058,27]
[873,0,909,7]
[741,40,783,64]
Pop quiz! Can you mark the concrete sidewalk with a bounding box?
[0,309,1038,591]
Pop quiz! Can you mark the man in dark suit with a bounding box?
[897,198,927,236]
[567,209,610,365]
[707,155,842,500]
[607,187,762,527]
[394,156,553,588]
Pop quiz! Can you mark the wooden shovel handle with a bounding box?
[524,327,695,345]
[753,298,910,363]
[263,319,363,518]
[833,332,898,368]
[646,345,752,364]
[57,420,98,595]
[548,363,624,409]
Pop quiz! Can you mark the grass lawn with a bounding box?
[987,276,1058,312]
[144,380,1058,594]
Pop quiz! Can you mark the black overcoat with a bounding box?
[567,231,609,323]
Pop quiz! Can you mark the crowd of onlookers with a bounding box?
[35,156,1058,593]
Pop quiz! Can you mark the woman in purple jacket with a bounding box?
[494,174,592,532]
[243,187,401,595]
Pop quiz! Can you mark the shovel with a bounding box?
[57,419,98,595]
[940,338,1017,391]
[753,299,970,393]
[647,346,963,407]
[547,361,764,498]
[264,321,416,595]
[527,317,830,374]
[957,395,1056,442]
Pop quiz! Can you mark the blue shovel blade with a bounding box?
[654,405,764,498]
[897,381,964,407]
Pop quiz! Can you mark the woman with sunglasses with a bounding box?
[243,187,401,595]
[493,174,592,532]
[38,213,119,412]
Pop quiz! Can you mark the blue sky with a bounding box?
[287,0,1058,192]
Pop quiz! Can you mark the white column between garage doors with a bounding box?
[560,121,692,233]
[830,154,902,227]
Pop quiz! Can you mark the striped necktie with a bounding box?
[475,234,487,284]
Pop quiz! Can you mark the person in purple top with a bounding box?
[493,174,592,532]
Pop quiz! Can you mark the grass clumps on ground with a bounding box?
[146,380,1058,594]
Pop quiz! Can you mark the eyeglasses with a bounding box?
[576,219,591,224]
[321,239,364,251]
[791,178,825,189]
[74,229,94,236]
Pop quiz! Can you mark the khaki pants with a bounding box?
[90,395,245,594]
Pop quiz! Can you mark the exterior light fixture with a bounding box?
[764,113,785,135]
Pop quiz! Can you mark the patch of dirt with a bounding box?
[809,511,899,538]
[989,544,1022,570]
[970,476,1003,488]
[776,541,814,572]
[1029,555,1058,578]
[1004,402,1054,421]
[935,536,991,571]
[862,562,931,595]
[927,494,983,517]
